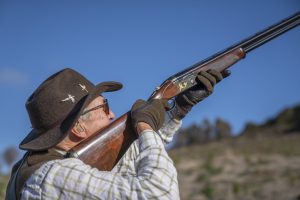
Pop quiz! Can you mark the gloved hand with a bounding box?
[173,69,231,119]
[131,99,168,133]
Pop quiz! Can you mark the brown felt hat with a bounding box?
[19,68,122,151]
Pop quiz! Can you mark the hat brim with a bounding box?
[19,81,123,151]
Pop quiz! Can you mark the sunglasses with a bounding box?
[81,99,110,116]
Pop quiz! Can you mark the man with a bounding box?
[6,68,229,199]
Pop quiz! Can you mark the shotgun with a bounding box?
[69,12,300,171]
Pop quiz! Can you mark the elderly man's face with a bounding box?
[79,96,115,137]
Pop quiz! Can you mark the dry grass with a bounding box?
[0,175,8,198]
[169,133,300,200]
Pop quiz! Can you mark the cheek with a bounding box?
[98,113,106,121]
[94,112,111,129]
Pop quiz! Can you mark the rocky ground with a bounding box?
[169,133,300,200]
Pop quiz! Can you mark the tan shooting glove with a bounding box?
[171,69,231,120]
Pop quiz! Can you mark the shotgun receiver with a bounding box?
[69,12,300,171]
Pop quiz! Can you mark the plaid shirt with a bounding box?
[21,116,181,200]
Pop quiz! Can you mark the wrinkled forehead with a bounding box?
[87,95,106,108]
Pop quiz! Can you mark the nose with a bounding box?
[108,110,115,120]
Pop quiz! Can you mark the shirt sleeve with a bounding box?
[22,131,180,200]
[157,111,182,144]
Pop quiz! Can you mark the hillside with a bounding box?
[241,104,300,137]
[169,103,300,200]
[169,133,300,200]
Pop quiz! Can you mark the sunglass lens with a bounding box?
[104,101,110,115]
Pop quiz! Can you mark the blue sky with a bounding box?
[0,1,299,153]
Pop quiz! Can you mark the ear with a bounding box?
[71,122,87,139]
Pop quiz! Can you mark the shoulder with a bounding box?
[22,158,94,198]
[36,157,89,175]
[23,157,140,199]
[25,158,88,185]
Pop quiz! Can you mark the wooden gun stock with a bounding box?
[69,113,133,171]
[70,12,300,171]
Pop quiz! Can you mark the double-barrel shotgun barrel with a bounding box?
[68,12,300,171]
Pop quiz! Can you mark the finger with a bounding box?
[132,99,146,111]
[200,71,217,86]
[196,72,214,92]
[199,70,217,84]
[221,70,231,78]
[208,69,223,82]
